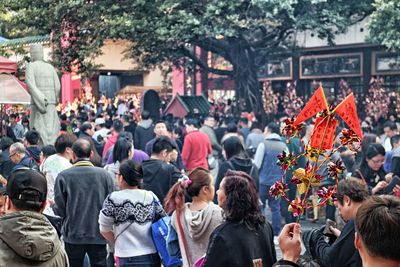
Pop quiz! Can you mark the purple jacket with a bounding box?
[106,148,149,165]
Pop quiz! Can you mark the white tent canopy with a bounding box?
[0,73,31,104]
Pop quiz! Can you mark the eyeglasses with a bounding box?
[369,158,384,164]
[9,153,17,158]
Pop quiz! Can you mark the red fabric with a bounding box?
[102,133,119,158]
[334,93,363,139]
[182,130,212,170]
[310,117,339,149]
[294,86,328,125]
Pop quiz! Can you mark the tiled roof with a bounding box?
[0,36,8,43]
[176,95,211,115]
[0,35,50,47]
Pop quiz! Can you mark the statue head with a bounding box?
[30,44,44,62]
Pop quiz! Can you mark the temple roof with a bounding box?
[0,35,50,47]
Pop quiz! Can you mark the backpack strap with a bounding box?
[177,211,191,266]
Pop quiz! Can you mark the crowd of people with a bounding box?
[0,95,399,267]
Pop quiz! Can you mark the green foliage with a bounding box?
[369,0,400,50]
[3,0,375,112]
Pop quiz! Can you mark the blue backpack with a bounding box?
[151,215,182,267]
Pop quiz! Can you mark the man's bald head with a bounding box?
[72,139,92,159]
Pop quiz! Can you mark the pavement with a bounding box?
[273,218,324,260]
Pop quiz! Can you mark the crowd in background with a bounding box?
[0,94,399,267]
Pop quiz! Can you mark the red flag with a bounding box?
[294,87,328,125]
[333,93,363,139]
[310,117,339,150]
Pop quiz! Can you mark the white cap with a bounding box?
[95,118,106,126]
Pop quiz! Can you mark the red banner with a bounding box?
[294,87,328,125]
[310,117,339,150]
[333,93,363,139]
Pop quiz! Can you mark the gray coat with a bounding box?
[54,161,115,245]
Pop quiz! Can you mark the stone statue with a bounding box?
[26,44,60,146]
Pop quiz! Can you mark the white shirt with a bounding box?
[99,189,164,257]
[41,154,72,216]
[93,128,110,142]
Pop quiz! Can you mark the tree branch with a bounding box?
[180,46,234,76]
[194,37,233,62]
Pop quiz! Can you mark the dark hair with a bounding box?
[72,139,92,158]
[222,170,265,230]
[390,134,400,147]
[152,136,176,154]
[336,178,369,205]
[24,130,40,145]
[0,137,14,151]
[80,122,93,133]
[21,116,29,124]
[226,122,238,133]
[9,114,17,119]
[361,133,377,153]
[60,122,68,131]
[250,121,263,131]
[164,168,211,214]
[141,110,150,120]
[365,143,385,160]
[173,127,183,137]
[41,145,57,158]
[383,121,397,131]
[155,120,167,127]
[119,160,143,187]
[121,114,130,123]
[113,137,133,163]
[222,136,247,160]
[113,119,124,133]
[55,133,78,154]
[356,195,400,261]
[267,122,280,134]
[185,118,199,128]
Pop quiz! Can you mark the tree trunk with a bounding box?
[231,44,265,119]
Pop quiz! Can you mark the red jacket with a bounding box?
[102,133,119,158]
[182,130,212,170]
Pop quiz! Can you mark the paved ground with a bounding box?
[273,218,324,259]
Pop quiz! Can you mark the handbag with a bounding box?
[193,255,206,267]
[151,201,182,267]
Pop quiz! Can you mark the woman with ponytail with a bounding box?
[164,167,223,267]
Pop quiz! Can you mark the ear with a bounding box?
[354,232,362,251]
[4,196,12,212]
[202,186,209,194]
[344,195,351,206]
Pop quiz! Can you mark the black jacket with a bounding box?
[309,220,362,267]
[142,159,181,202]
[53,160,115,244]
[134,120,155,151]
[26,146,41,164]
[214,157,259,202]
[0,150,15,179]
[203,221,277,267]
